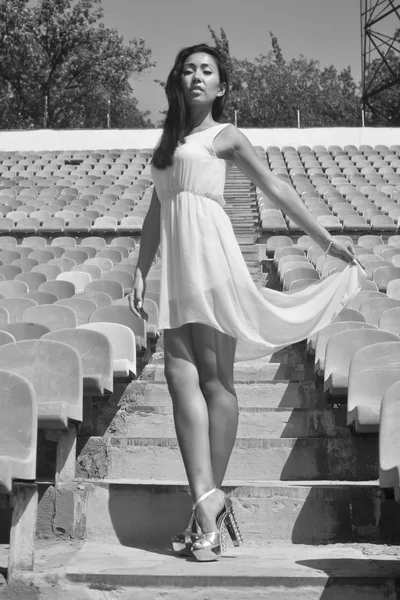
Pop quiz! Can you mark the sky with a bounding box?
[100,0,363,123]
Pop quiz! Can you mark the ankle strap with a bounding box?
[192,487,218,511]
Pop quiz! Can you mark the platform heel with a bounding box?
[224,503,243,547]
[190,488,243,562]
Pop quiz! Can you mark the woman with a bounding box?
[128,43,365,562]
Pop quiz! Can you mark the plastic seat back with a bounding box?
[78,322,136,378]
[324,328,399,396]
[0,298,37,323]
[85,279,124,300]
[0,339,82,427]
[23,304,77,331]
[89,304,145,349]
[378,307,400,334]
[43,328,113,395]
[360,296,400,326]
[348,341,400,433]
[379,380,400,499]
[55,298,96,325]
[56,271,92,293]
[3,322,50,340]
[38,280,76,300]
[0,370,37,493]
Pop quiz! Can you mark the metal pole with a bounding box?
[361,108,365,127]
[107,98,111,129]
[44,94,48,129]
[297,109,301,128]
[234,110,238,127]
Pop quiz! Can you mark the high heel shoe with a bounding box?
[171,510,200,556]
[190,487,243,562]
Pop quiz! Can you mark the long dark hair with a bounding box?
[151,43,230,170]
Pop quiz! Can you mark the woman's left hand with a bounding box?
[325,238,357,264]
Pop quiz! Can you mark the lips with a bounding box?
[190,87,203,92]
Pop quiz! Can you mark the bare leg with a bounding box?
[164,324,215,503]
[191,323,238,530]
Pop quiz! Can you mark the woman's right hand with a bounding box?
[128,272,148,320]
[325,238,358,265]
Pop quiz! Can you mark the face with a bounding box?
[181,52,226,107]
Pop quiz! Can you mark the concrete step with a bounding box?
[62,480,400,545]
[98,407,351,439]
[153,361,312,382]
[123,381,321,409]
[64,541,400,599]
[76,436,378,481]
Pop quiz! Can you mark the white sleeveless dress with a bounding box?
[150,123,366,362]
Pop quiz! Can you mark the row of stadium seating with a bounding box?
[256,144,400,234]
[0,229,161,579]
[265,234,400,506]
[0,148,154,237]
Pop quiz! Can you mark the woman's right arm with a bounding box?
[129,186,161,317]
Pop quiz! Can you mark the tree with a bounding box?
[208,27,361,128]
[0,0,155,128]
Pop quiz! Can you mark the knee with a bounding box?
[164,361,199,392]
[199,374,236,403]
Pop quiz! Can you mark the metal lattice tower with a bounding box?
[360,0,400,124]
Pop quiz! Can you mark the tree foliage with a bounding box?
[0,0,155,129]
[208,26,361,128]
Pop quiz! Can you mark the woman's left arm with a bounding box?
[220,126,356,263]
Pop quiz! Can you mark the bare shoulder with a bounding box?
[213,124,253,160]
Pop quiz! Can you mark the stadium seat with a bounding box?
[373,266,400,292]
[37,280,76,300]
[31,264,62,280]
[78,323,136,380]
[84,257,113,273]
[14,272,47,291]
[2,322,50,340]
[11,257,38,272]
[43,327,113,395]
[23,304,77,331]
[85,279,124,300]
[22,236,47,250]
[75,290,113,308]
[0,370,38,580]
[71,264,101,281]
[378,307,400,334]
[114,296,159,340]
[359,296,400,326]
[81,236,107,250]
[29,249,56,264]
[100,271,134,294]
[51,237,77,251]
[117,216,143,232]
[0,280,29,298]
[283,267,319,290]
[324,328,399,397]
[56,271,92,294]
[0,338,83,497]
[314,321,377,377]
[0,250,21,264]
[89,304,146,351]
[347,341,400,433]
[62,249,90,264]
[379,380,400,501]
[387,279,400,300]
[54,297,96,325]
